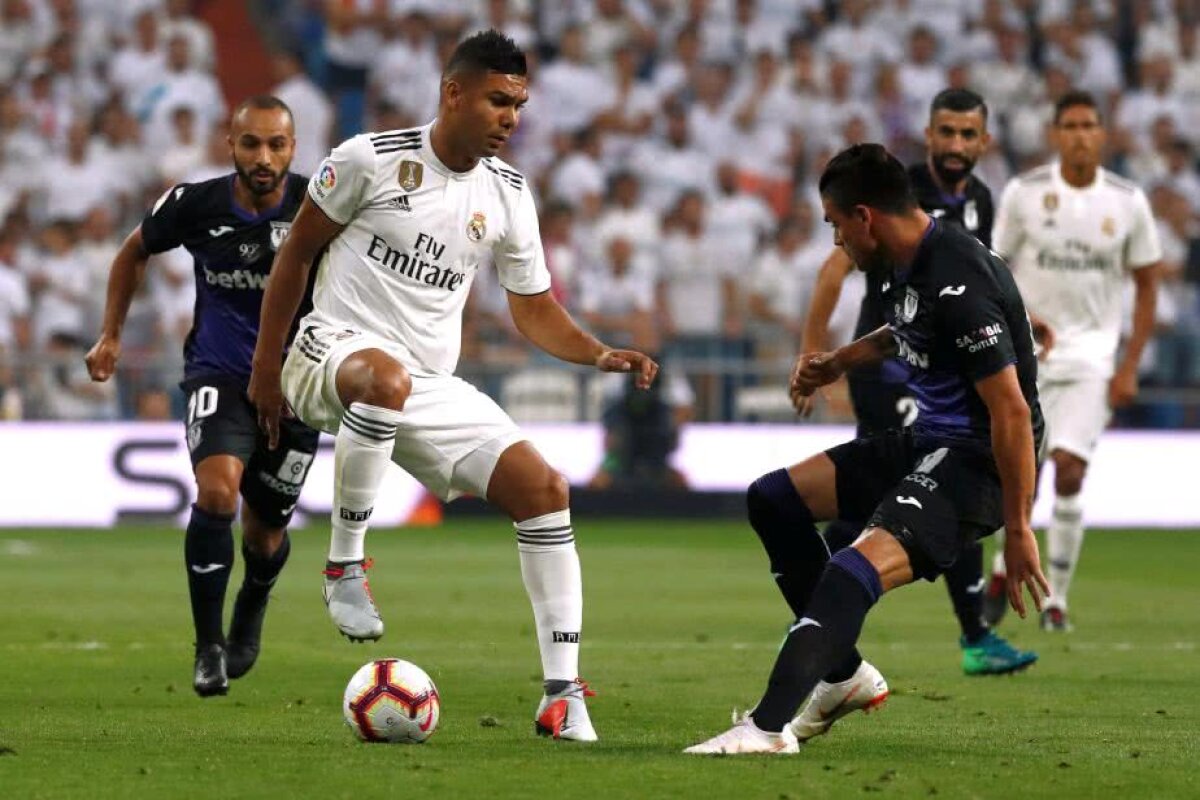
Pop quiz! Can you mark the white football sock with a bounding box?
[516,509,582,684]
[991,528,1006,577]
[329,402,401,564]
[1047,493,1084,610]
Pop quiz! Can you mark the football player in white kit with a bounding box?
[248,30,658,741]
[989,90,1161,631]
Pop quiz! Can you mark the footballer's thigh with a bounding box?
[1039,377,1107,467]
[241,415,321,538]
[819,430,917,528]
[387,374,531,507]
[281,324,406,435]
[183,378,258,514]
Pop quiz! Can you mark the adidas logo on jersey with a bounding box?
[387,195,412,212]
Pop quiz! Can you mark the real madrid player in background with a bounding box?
[986,90,1161,632]
[248,30,658,742]
[687,144,1048,755]
[86,96,318,697]
[799,89,1039,677]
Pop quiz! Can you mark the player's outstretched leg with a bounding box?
[324,352,410,642]
[185,501,235,697]
[688,543,890,754]
[227,527,291,679]
[946,539,1037,675]
[748,469,874,709]
[1044,452,1087,631]
[489,443,595,742]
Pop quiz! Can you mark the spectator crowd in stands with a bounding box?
[0,0,1198,425]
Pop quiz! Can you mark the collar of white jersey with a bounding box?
[1050,159,1104,194]
[420,120,478,182]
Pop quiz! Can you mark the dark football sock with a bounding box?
[746,469,829,617]
[241,532,291,599]
[945,537,988,643]
[185,504,235,647]
[752,548,882,732]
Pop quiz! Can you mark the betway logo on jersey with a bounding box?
[367,233,466,292]
[203,266,268,290]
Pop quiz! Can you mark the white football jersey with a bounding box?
[304,122,550,376]
[993,162,1161,380]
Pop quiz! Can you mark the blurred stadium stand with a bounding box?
[1,0,1198,429]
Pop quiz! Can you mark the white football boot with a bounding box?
[788,660,889,742]
[322,559,384,642]
[685,711,800,755]
[535,679,598,741]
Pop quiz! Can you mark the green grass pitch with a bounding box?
[1,522,1197,799]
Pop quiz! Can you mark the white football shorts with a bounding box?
[281,323,524,500]
[1037,376,1111,462]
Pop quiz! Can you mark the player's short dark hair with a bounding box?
[819,143,917,215]
[930,87,988,124]
[1054,89,1101,124]
[444,29,526,78]
[231,94,294,126]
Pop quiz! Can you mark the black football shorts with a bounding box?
[826,429,1003,581]
[181,376,320,527]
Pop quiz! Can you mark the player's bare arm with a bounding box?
[801,247,855,354]
[975,365,1048,617]
[790,325,894,410]
[85,226,151,382]
[1111,262,1160,408]
[507,290,658,389]
[792,247,856,415]
[249,196,345,447]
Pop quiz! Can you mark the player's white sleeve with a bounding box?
[991,178,1024,261]
[1126,188,1163,269]
[494,184,552,295]
[308,135,375,225]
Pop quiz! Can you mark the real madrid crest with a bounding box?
[398,160,423,192]
[1042,192,1058,211]
[1101,216,1116,236]
[466,211,486,242]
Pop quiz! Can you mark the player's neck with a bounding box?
[1058,161,1098,189]
[885,210,933,270]
[429,120,479,173]
[232,176,286,215]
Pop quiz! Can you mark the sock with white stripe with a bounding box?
[516,509,582,685]
[329,403,401,564]
[1047,493,1084,610]
[991,528,1007,578]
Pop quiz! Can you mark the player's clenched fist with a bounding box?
[85,335,121,382]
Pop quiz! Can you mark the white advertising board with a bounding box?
[0,423,1195,528]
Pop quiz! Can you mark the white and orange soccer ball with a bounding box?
[342,659,441,743]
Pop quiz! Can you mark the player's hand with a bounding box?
[248,363,287,450]
[1108,367,1138,409]
[792,392,818,418]
[85,335,121,382]
[1002,526,1050,619]
[596,349,659,389]
[1030,315,1055,361]
[790,352,841,397]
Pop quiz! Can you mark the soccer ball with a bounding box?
[342,659,441,743]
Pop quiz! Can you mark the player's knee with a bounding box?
[195,483,240,516]
[541,469,570,510]
[1052,454,1086,496]
[747,470,825,567]
[337,353,412,411]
